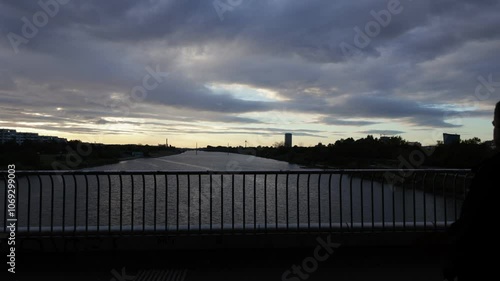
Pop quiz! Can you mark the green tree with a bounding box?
[461,137,481,145]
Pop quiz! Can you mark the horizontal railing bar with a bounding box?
[0,169,472,176]
[12,221,454,232]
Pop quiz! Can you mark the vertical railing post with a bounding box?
[209,173,213,232]
[422,173,427,231]
[176,174,179,233]
[243,174,246,233]
[328,173,332,231]
[296,174,300,230]
[142,174,146,233]
[412,173,417,231]
[199,174,202,233]
[187,174,191,232]
[286,173,289,231]
[453,174,458,222]
[391,175,395,232]
[381,175,385,231]
[84,174,89,235]
[220,174,224,233]
[318,174,322,231]
[97,175,101,233]
[264,174,267,233]
[232,174,235,233]
[131,175,134,233]
[254,174,257,233]
[164,174,168,233]
[275,174,278,231]
[108,175,112,233]
[442,173,448,229]
[360,176,364,231]
[432,173,437,231]
[61,175,66,235]
[49,175,54,236]
[402,173,406,231]
[72,175,77,235]
[350,174,354,231]
[119,175,123,234]
[154,174,157,232]
[307,174,311,232]
[27,176,32,236]
[339,173,343,233]
[370,174,374,232]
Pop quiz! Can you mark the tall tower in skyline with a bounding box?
[284,133,292,148]
[443,133,460,145]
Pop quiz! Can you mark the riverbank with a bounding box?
[0,141,185,170]
[41,149,185,170]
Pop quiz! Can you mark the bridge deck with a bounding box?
[13,243,449,281]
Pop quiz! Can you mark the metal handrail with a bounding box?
[0,169,472,237]
[0,169,471,175]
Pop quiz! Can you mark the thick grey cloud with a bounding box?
[359,130,405,136]
[0,0,499,142]
[179,130,326,138]
[318,118,379,126]
[323,95,467,128]
[0,71,16,90]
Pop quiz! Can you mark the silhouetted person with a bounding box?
[444,101,500,281]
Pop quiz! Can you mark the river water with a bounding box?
[2,151,465,233]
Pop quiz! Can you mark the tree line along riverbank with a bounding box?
[0,140,184,170]
[203,135,497,170]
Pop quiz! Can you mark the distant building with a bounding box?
[380,136,391,144]
[443,133,460,145]
[15,132,39,144]
[284,133,292,148]
[0,129,16,144]
[484,140,496,149]
[0,129,67,144]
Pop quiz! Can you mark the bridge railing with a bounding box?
[0,170,472,237]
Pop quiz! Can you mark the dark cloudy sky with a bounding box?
[1,0,499,147]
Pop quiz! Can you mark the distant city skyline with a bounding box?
[0,126,491,150]
[1,1,499,148]
[0,128,67,144]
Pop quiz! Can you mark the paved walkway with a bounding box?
[9,245,447,281]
